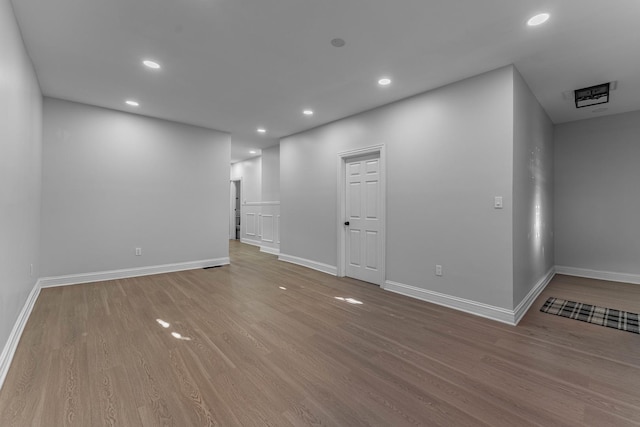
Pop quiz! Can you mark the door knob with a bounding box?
[344,221,350,226]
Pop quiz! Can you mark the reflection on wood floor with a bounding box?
[1,240,639,426]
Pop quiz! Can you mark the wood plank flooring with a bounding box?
[1,241,639,426]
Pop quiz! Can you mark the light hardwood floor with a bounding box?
[1,241,639,426]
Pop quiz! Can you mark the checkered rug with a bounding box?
[540,297,639,334]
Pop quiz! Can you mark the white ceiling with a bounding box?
[11,0,640,163]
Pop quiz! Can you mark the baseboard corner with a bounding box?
[278,253,337,276]
[513,267,556,325]
[384,280,516,325]
[0,279,41,391]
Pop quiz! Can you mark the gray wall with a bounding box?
[0,0,42,361]
[512,69,554,306]
[555,110,640,275]
[0,0,42,353]
[41,98,230,277]
[281,66,515,309]
[231,156,261,202]
[261,145,280,201]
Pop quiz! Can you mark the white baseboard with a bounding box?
[0,279,41,391]
[240,238,262,247]
[278,253,337,276]
[239,238,280,256]
[385,268,556,326]
[39,258,230,288]
[260,246,280,256]
[555,266,640,285]
[513,267,556,325]
[384,280,516,325]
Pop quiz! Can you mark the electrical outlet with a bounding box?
[435,264,443,276]
[135,248,142,256]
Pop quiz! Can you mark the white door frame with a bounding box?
[229,178,243,240]
[336,144,386,285]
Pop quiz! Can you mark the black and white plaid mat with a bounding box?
[540,297,639,334]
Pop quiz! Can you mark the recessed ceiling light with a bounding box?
[303,109,314,116]
[527,13,550,26]
[143,59,161,69]
[249,150,257,154]
[257,128,266,133]
[378,78,391,86]
[125,100,139,107]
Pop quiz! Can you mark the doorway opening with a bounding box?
[230,180,241,240]
[337,145,386,286]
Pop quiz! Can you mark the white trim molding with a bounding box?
[245,212,257,236]
[39,258,230,288]
[260,246,280,256]
[555,266,640,285]
[384,280,517,325]
[244,201,280,206]
[261,214,274,243]
[278,253,337,276]
[513,267,556,325]
[240,237,262,247]
[0,279,41,391]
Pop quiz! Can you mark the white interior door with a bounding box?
[345,153,383,285]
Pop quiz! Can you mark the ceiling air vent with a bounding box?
[574,82,610,108]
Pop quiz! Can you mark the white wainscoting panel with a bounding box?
[242,203,279,254]
[245,212,256,236]
[244,201,280,206]
[262,214,274,243]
